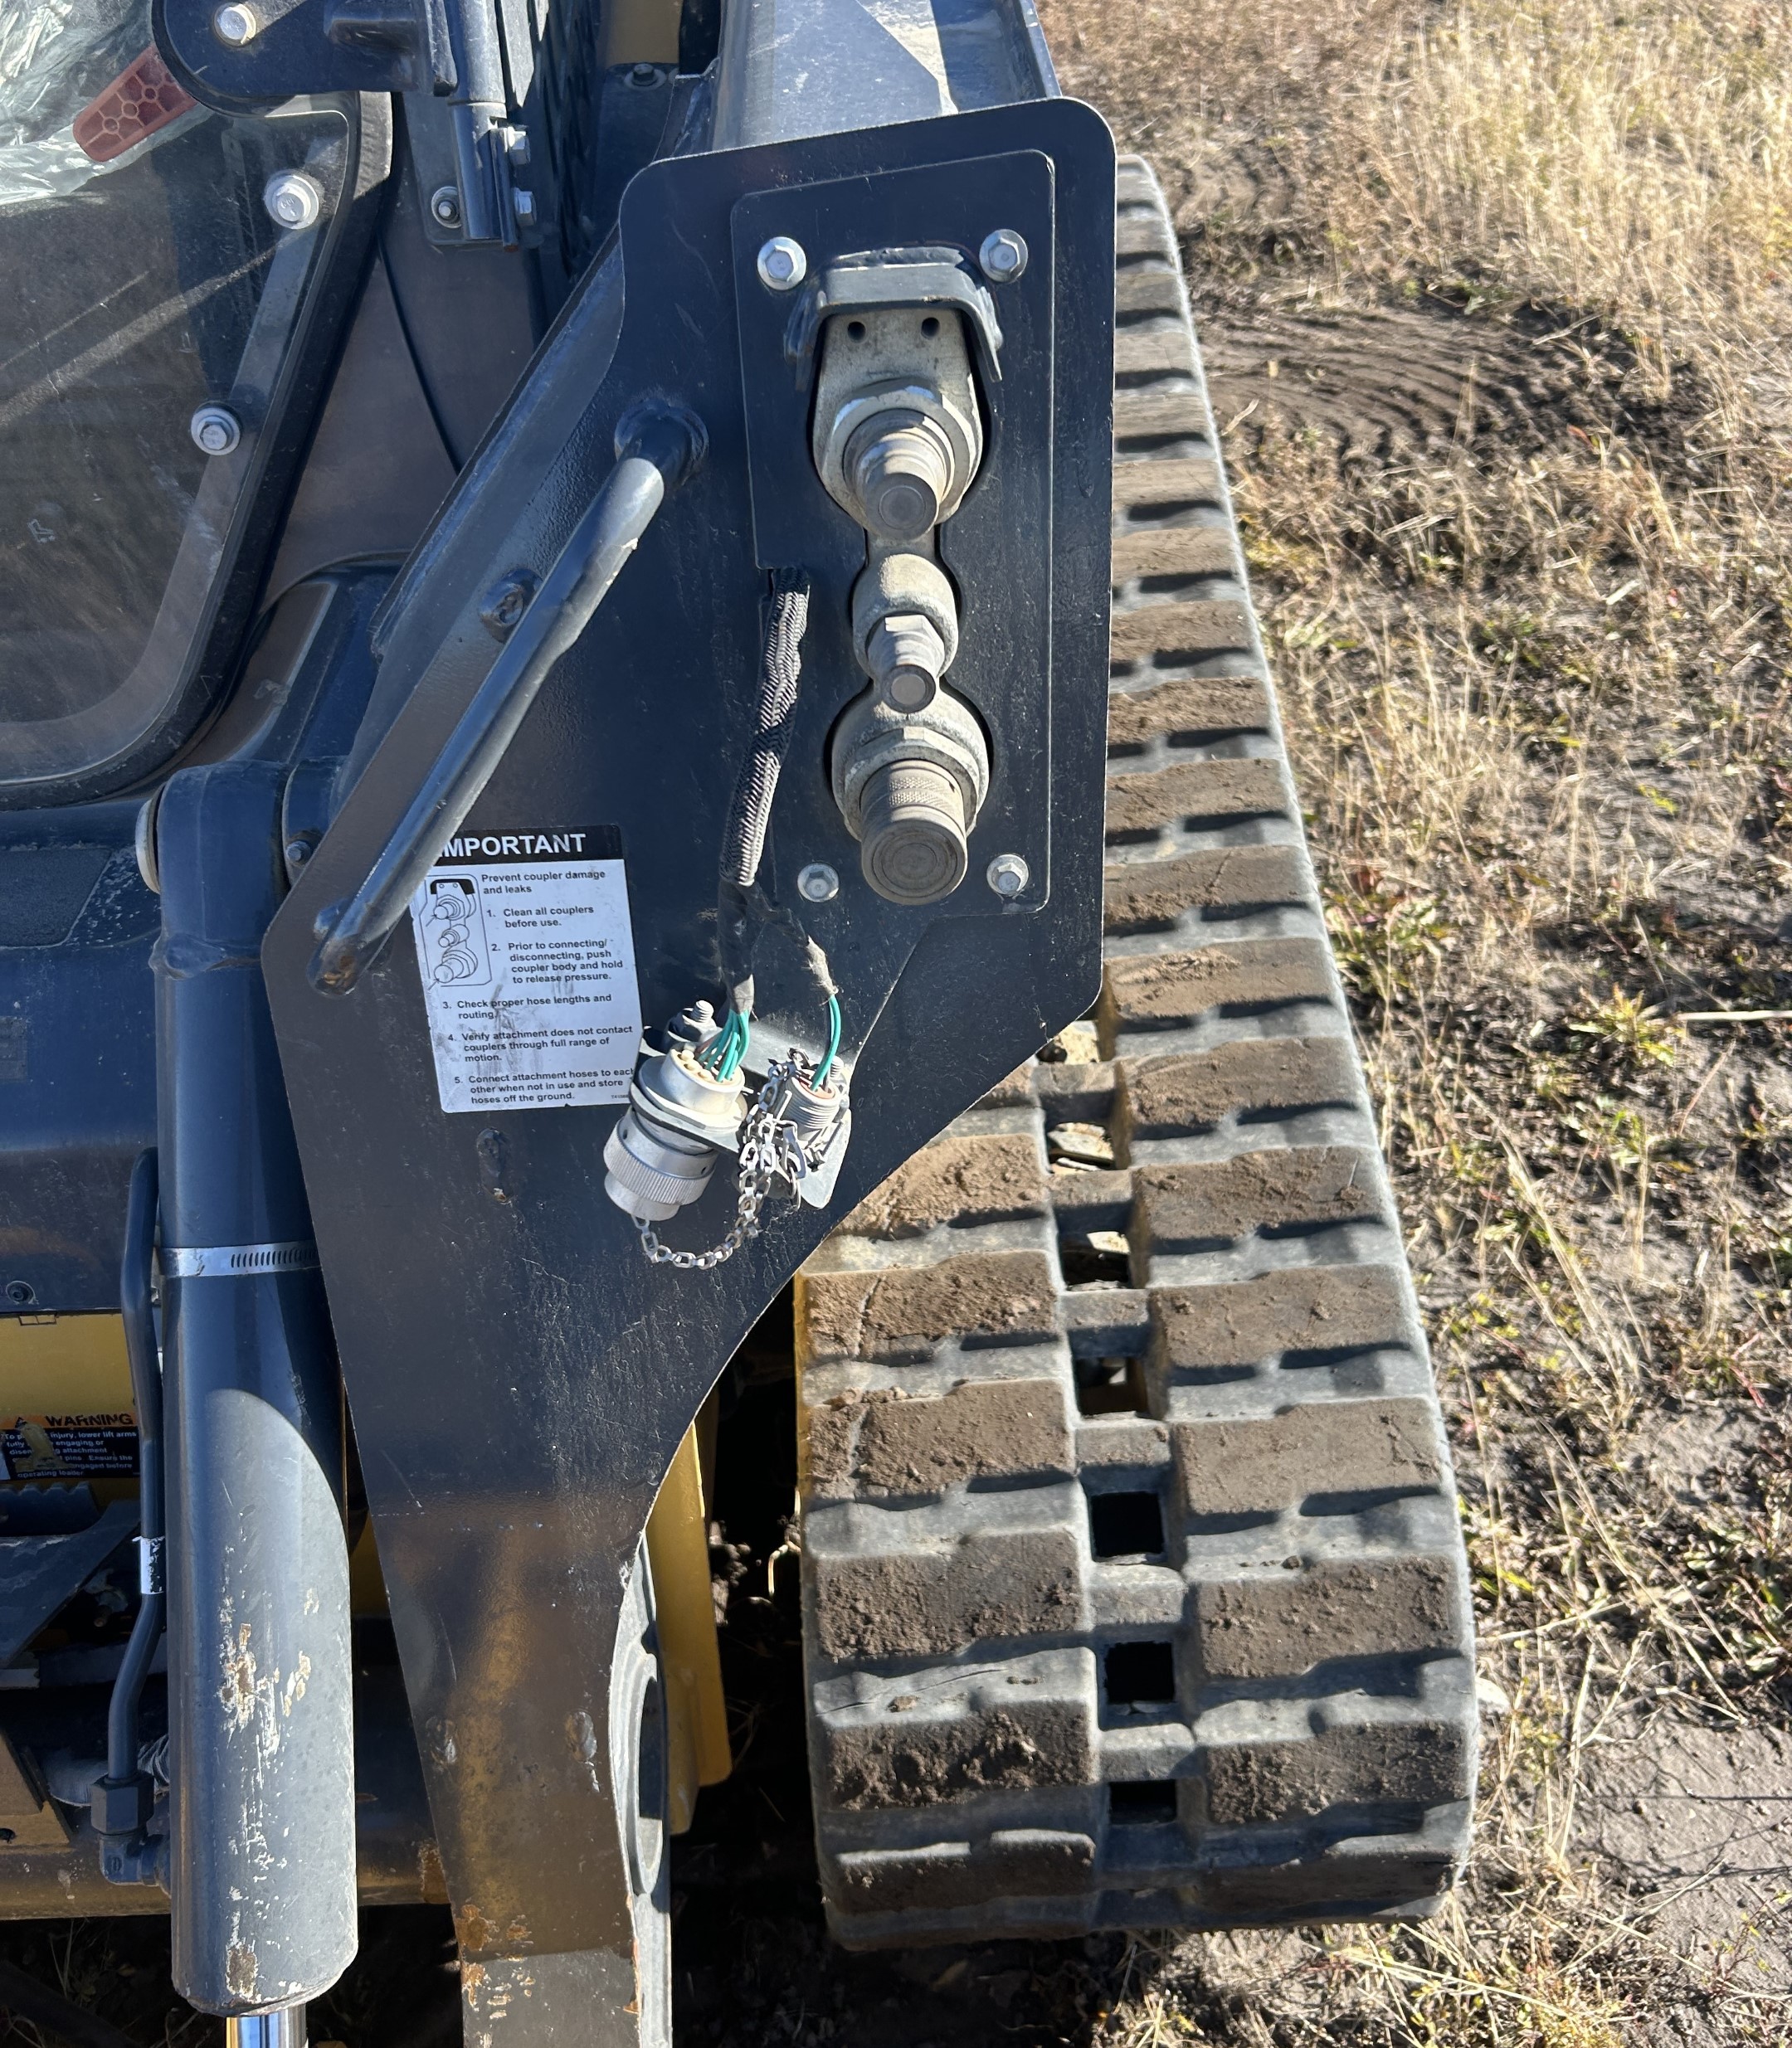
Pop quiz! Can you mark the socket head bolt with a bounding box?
[756,236,807,292]
[189,405,240,455]
[796,863,839,902]
[430,186,462,230]
[979,228,1028,283]
[986,852,1030,898]
[263,171,321,231]
[212,1,259,42]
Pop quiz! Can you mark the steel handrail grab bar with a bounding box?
[308,403,706,995]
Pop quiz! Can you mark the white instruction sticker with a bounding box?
[409,827,642,1114]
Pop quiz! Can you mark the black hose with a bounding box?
[717,571,820,1016]
[105,1147,161,1807]
[720,568,811,893]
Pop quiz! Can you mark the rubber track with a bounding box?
[794,158,1477,1947]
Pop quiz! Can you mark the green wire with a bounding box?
[704,1009,748,1081]
[721,1012,749,1080]
[815,995,841,1086]
[702,1009,747,1077]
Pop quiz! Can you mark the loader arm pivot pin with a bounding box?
[308,402,706,995]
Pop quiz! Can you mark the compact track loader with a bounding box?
[0,0,1478,2038]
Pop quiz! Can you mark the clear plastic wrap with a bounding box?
[0,0,182,203]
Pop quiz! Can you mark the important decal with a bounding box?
[409,825,643,1114]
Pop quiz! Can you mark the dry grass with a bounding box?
[1037,0,1792,2041]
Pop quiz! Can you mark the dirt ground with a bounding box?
[4,3,1789,2046]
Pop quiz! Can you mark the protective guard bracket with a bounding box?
[261,99,1113,2044]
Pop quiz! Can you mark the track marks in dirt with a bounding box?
[1195,299,1619,461]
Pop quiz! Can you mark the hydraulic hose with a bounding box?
[109,1148,163,1787]
[91,1146,163,1871]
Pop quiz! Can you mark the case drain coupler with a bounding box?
[604,1014,747,1222]
[830,686,989,906]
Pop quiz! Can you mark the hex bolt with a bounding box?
[263,171,322,231]
[189,405,241,456]
[757,236,807,292]
[986,852,1030,898]
[431,186,462,230]
[212,1,259,44]
[513,190,538,230]
[979,228,1029,283]
[797,863,840,903]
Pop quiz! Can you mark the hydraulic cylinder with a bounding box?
[155,762,355,2016]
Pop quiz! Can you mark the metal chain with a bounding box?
[636,1057,812,1270]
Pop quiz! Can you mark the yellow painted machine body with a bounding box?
[0,1314,730,1833]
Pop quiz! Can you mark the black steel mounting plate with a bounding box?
[261,97,1113,2028]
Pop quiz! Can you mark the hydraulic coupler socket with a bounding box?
[830,688,989,907]
[859,758,971,902]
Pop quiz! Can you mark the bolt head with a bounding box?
[757,236,807,292]
[5,1280,35,1307]
[797,863,840,903]
[630,61,662,85]
[212,1,259,43]
[284,836,315,869]
[979,228,1028,283]
[513,189,537,228]
[431,186,462,230]
[986,852,1030,898]
[263,171,321,231]
[189,405,241,456]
